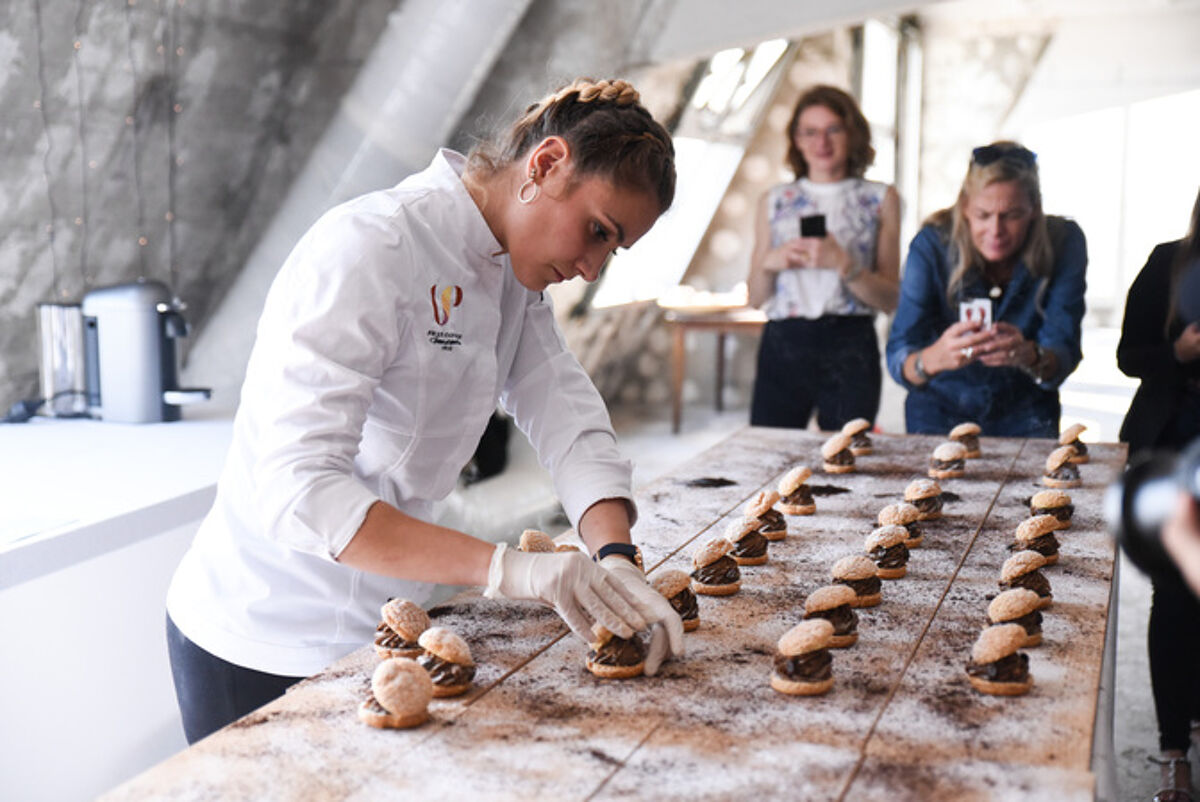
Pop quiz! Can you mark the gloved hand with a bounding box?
[484,543,647,642]
[600,555,686,676]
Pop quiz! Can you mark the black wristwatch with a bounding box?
[594,542,643,570]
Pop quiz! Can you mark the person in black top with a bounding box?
[1118,187,1200,802]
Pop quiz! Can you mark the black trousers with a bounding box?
[1148,574,1200,751]
[166,614,304,744]
[750,315,881,430]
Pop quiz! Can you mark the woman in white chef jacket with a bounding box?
[165,78,685,743]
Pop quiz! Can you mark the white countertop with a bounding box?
[0,412,233,587]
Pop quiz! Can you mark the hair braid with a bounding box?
[470,77,675,212]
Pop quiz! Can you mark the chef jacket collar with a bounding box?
[436,149,507,266]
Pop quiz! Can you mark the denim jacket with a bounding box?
[885,217,1087,433]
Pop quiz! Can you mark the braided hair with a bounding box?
[471,78,675,213]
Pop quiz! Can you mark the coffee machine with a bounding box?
[79,280,210,423]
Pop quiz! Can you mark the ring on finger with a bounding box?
[961,346,974,360]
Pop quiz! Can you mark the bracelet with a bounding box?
[842,259,866,283]
[913,350,932,383]
[1020,343,1046,382]
[594,542,643,570]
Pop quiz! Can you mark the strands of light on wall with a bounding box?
[31,0,64,299]
[72,0,92,294]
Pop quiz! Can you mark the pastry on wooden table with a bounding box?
[878,501,923,548]
[518,529,557,552]
[904,478,943,520]
[949,421,982,458]
[1042,445,1082,488]
[690,537,741,596]
[965,623,1033,696]
[987,588,1044,647]
[1060,422,1089,464]
[359,657,434,729]
[830,555,882,607]
[770,619,836,696]
[746,489,787,541]
[586,625,645,679]
[865,524,910,579]
[842,417,874,456]
[803,584,859,648]
[1030,489,1073,530]
[928,441,967,479]
[999,550,1053,609]
[821,432,856,474]
[416,626,476,698]
[1012,515,1061,565]
[651,569,700,632]
[777,465,816,516]
[375,598,430,660]
[725,518,769,566]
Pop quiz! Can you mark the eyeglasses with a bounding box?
[971,144,1037,168]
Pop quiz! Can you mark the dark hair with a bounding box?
[785,85,875,180]
[470,78,675,213]
[1167,186,1200,333]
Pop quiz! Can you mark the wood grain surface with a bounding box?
[102,427,1124,802]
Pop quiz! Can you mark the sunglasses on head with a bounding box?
[971,144,1037,168]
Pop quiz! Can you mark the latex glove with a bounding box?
[599,556,686,676]
[484,543,646,642]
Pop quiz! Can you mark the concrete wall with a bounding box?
[1,0,395,407]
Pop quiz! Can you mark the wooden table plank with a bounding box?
[101,428,1122,801]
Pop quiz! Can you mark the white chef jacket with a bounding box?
[166,150,636,676]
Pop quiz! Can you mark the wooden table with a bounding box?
[103,428,1123,801]
[662,306,765,433]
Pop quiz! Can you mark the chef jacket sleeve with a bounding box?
[499,291,638,530]
[241,211,400,560]
[1031,220,1087,389]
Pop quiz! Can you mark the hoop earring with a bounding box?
[517,177,539,205]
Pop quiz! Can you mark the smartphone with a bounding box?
[799,214,826,238]
[959,298,993,328]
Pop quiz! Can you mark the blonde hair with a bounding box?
[469,78,675,212]
[926,141,1054,308]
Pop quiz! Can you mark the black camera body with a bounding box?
[1107,438,1200,581]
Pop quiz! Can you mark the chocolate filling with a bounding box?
[588,633,646,667]
[825,449,854,466]
[691,555,741,586]
[732,529,769,558]
[930,457,964,472]
[955,433,980,452]
[1070,440,1088,457]
[417,652,476,686]
[965,651,1029,683]
[1032,503,1074,522]
[668,588,700,622]
[1046,463,1080,482]
[363,694,390,715]
[910,495,943,516]
[782,485,814,506]
[756,508,787,533]
[375,622,419,651]
[869,542,909,569]
[850,431,872,450]
[1001,570,1051,598]
[835,575,882,597]
[989,609,1043,636]
[904,522,922,541]
[1011,532,1059,557]
[805,604,858,636]
[773,649,833,682]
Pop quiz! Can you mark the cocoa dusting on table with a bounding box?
[681,476,737,488]
[809,484,851,496]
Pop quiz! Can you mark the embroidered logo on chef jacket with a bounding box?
[427,284,463,351]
